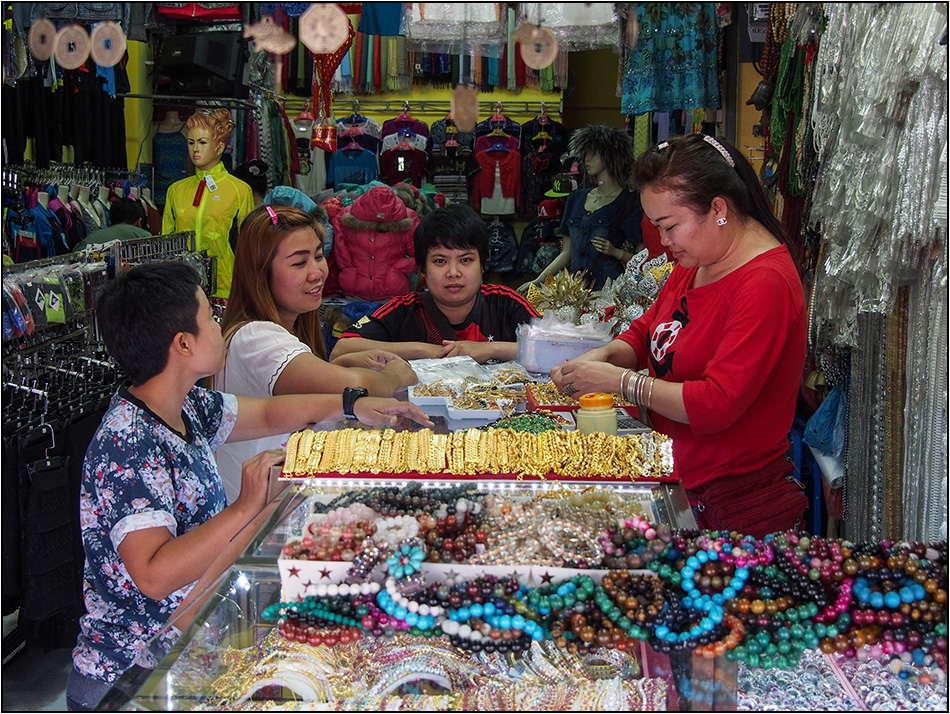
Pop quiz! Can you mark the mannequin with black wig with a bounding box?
[520,125,644,292]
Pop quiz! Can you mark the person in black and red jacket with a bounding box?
[331,204,540,364]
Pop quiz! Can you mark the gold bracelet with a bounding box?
[646,376,656,411]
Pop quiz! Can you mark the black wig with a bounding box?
[568,125,636,188]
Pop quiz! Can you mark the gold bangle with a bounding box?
[646,376,656,411]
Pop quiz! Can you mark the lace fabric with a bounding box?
[517,2,619,52]
[403,3,507,58]
[808,2,948,349]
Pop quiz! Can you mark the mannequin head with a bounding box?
[568,125,635,188]
[185,109,234,171]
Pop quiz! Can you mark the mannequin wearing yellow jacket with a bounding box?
[162,109,255,297]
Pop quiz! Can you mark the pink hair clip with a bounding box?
[265,205,279,225]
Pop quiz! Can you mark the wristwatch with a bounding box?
[342,387,369,420]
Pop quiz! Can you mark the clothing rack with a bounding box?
[2,331,124,655]
[3,252,108,359]
[113,231,196,263]
[2,162,146,192]
[273,96,562,118]
[120,93,258,110]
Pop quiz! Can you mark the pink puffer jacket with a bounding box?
[331,186,420,301]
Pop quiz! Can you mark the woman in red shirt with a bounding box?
[552,134,808,539]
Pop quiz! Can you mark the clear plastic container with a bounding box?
[575,393,618,435]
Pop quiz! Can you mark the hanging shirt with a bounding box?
[162,162,254,297]
[473,148,521,215]
[379,146,428,187]
[153,130,188,205]
[331,146,380,186]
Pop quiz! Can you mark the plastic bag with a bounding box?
[803,385,845,453]
[803,385,847,489]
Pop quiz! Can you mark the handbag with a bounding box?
[311,122,337,154]
[688,455,809,539]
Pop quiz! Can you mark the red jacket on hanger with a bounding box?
[331,186,420,301]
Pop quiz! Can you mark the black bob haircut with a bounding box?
[412,203,489,272]
[96,262,202,386]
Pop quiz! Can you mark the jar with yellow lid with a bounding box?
[575,393,618,435]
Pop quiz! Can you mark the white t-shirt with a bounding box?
[214,321,311,502]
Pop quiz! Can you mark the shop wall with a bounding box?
[735,60,766,172]
[125,40,153,169]
[561,48,624,131]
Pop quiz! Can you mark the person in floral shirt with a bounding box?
[68,262,430,711]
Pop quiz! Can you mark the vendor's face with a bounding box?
[187,128,222,171]
[422,245,482,314]
[269,227,327,328]
[641,186,718,268]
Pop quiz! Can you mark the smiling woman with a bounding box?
[212,205,419,502]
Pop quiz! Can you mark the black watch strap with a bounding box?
[343,387,369,419]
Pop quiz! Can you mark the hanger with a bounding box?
[295,102,315,122]
[347,99,365,125]
[397,100,413,122]
[394,127,417,150]
[491,102,506,123]
[487,140,511,153]
[444,125,460,149]
[537,102,550,126]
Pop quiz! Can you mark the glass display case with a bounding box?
[120,478,705,711]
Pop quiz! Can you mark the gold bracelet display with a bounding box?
[282,427,672,481]
[528,381,635,408]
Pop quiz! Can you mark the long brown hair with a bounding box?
[221,204,327,359]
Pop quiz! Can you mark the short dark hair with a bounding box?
[109,197,145,226]
[413,204,488,271]
[96,262,202,385]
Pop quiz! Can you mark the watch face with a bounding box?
[299,3,350,55]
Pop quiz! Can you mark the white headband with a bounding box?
[702,134,736,167]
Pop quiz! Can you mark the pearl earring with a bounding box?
[717,217,728,226]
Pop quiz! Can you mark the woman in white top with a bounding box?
[213,204,417,501]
